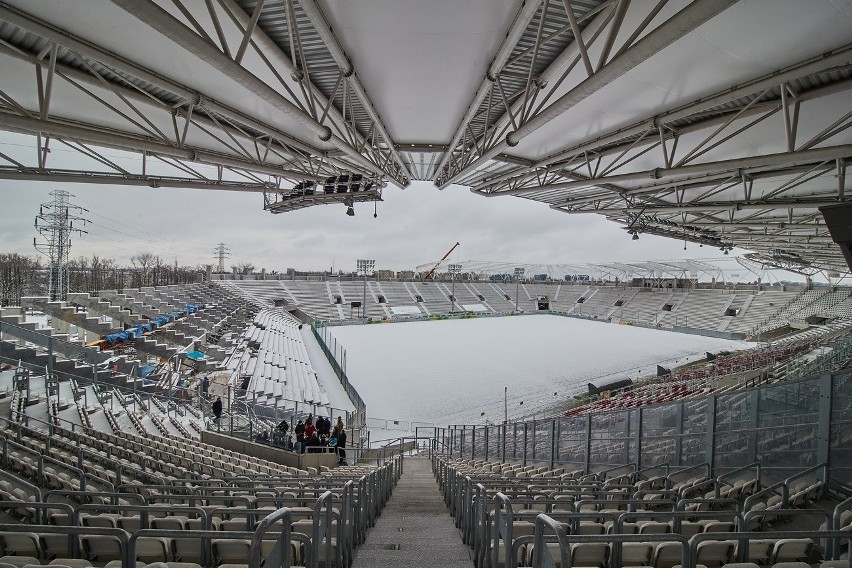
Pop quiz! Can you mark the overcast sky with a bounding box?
[0,131,747,274]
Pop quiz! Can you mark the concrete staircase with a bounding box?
[97,290,162,320]
[67,292,145,327]
[21,296,120,340]
[0,327,142,392]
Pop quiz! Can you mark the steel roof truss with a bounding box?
[472,46,852,194]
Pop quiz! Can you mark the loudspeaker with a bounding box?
[819,203,852,271]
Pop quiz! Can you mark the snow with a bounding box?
[299,325,356,414]
[328,315,752,427]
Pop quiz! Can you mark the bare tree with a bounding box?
[232,262,255,275]
[131,252,160,287]
[0,253,45,306]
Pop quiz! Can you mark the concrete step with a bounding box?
[24,296,121,337]
[350,457,473,568]
[68,292,144,327]
[134,337,178,359]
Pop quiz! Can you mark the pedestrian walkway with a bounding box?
[351,455,475,568]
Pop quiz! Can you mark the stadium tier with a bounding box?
[0,280,850,568]
[219,280,852,341]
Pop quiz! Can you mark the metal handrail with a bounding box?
[716,461,761,491]
[743,481,787,512]
[250,507,293,568]
[784,461,828,486]
[665,461,711,487]
[593,462,637,481]
[689,529,852,567]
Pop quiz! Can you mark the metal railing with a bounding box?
[441,368,852,485]
[311,322,367,429]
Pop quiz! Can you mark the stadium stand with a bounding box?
[434,367,852,567]
[2,278,851,568]
[232,309,329,411]
[0,384,398,568]
[219,280,852,343]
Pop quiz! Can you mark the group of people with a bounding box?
[292,414,347,464]
[212,397,348,465]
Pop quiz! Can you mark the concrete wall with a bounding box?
[670,325,747,340]
[202,431,338,470]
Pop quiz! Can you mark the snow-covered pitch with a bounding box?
[328,315,751,426]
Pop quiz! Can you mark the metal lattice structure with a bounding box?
[212,242,231,273]
[33,189,88,300]
[0,1,850,271]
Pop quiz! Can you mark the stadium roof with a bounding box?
[0,1,850,272]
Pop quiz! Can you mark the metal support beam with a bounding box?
[298,0,412,184]
[432,0,544,181]
[552,199,849,214]
[473,44,852,192]
[234,0,266,65]
[107,0,385,178]
[0,110,321,180]
[110,0,330,139]
[492,144,852,197]
[437,0,739,188]
[0,167,272,191]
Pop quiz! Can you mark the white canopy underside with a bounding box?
[0,0,850,272]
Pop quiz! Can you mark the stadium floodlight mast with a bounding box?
[448,264,462,313]
[357,259,375,320]
[514,267,525,311]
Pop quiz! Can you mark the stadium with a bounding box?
[0,1,852,568]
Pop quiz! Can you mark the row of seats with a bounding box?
[434,455,848,568]
[0,414,400,567]
[564,338,822,417]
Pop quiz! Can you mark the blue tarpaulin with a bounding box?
[185,351,206,360]
[139,364,157,377]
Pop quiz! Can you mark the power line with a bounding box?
[83,219,207,257]
[71,195,215,254]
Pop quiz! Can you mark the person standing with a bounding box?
[334,418,347,465]
[212,397,222,423]
[295,419,305,453]
[304,416,316,439]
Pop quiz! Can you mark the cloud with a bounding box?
[0,129,715,271]
[0,175,705,272]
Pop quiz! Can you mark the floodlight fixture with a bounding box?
[357,259,376,321]
[356,259,375,276]
[448,263,462,313]
[514,267,525,311]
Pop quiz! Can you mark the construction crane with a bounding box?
[421,242,460,279]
